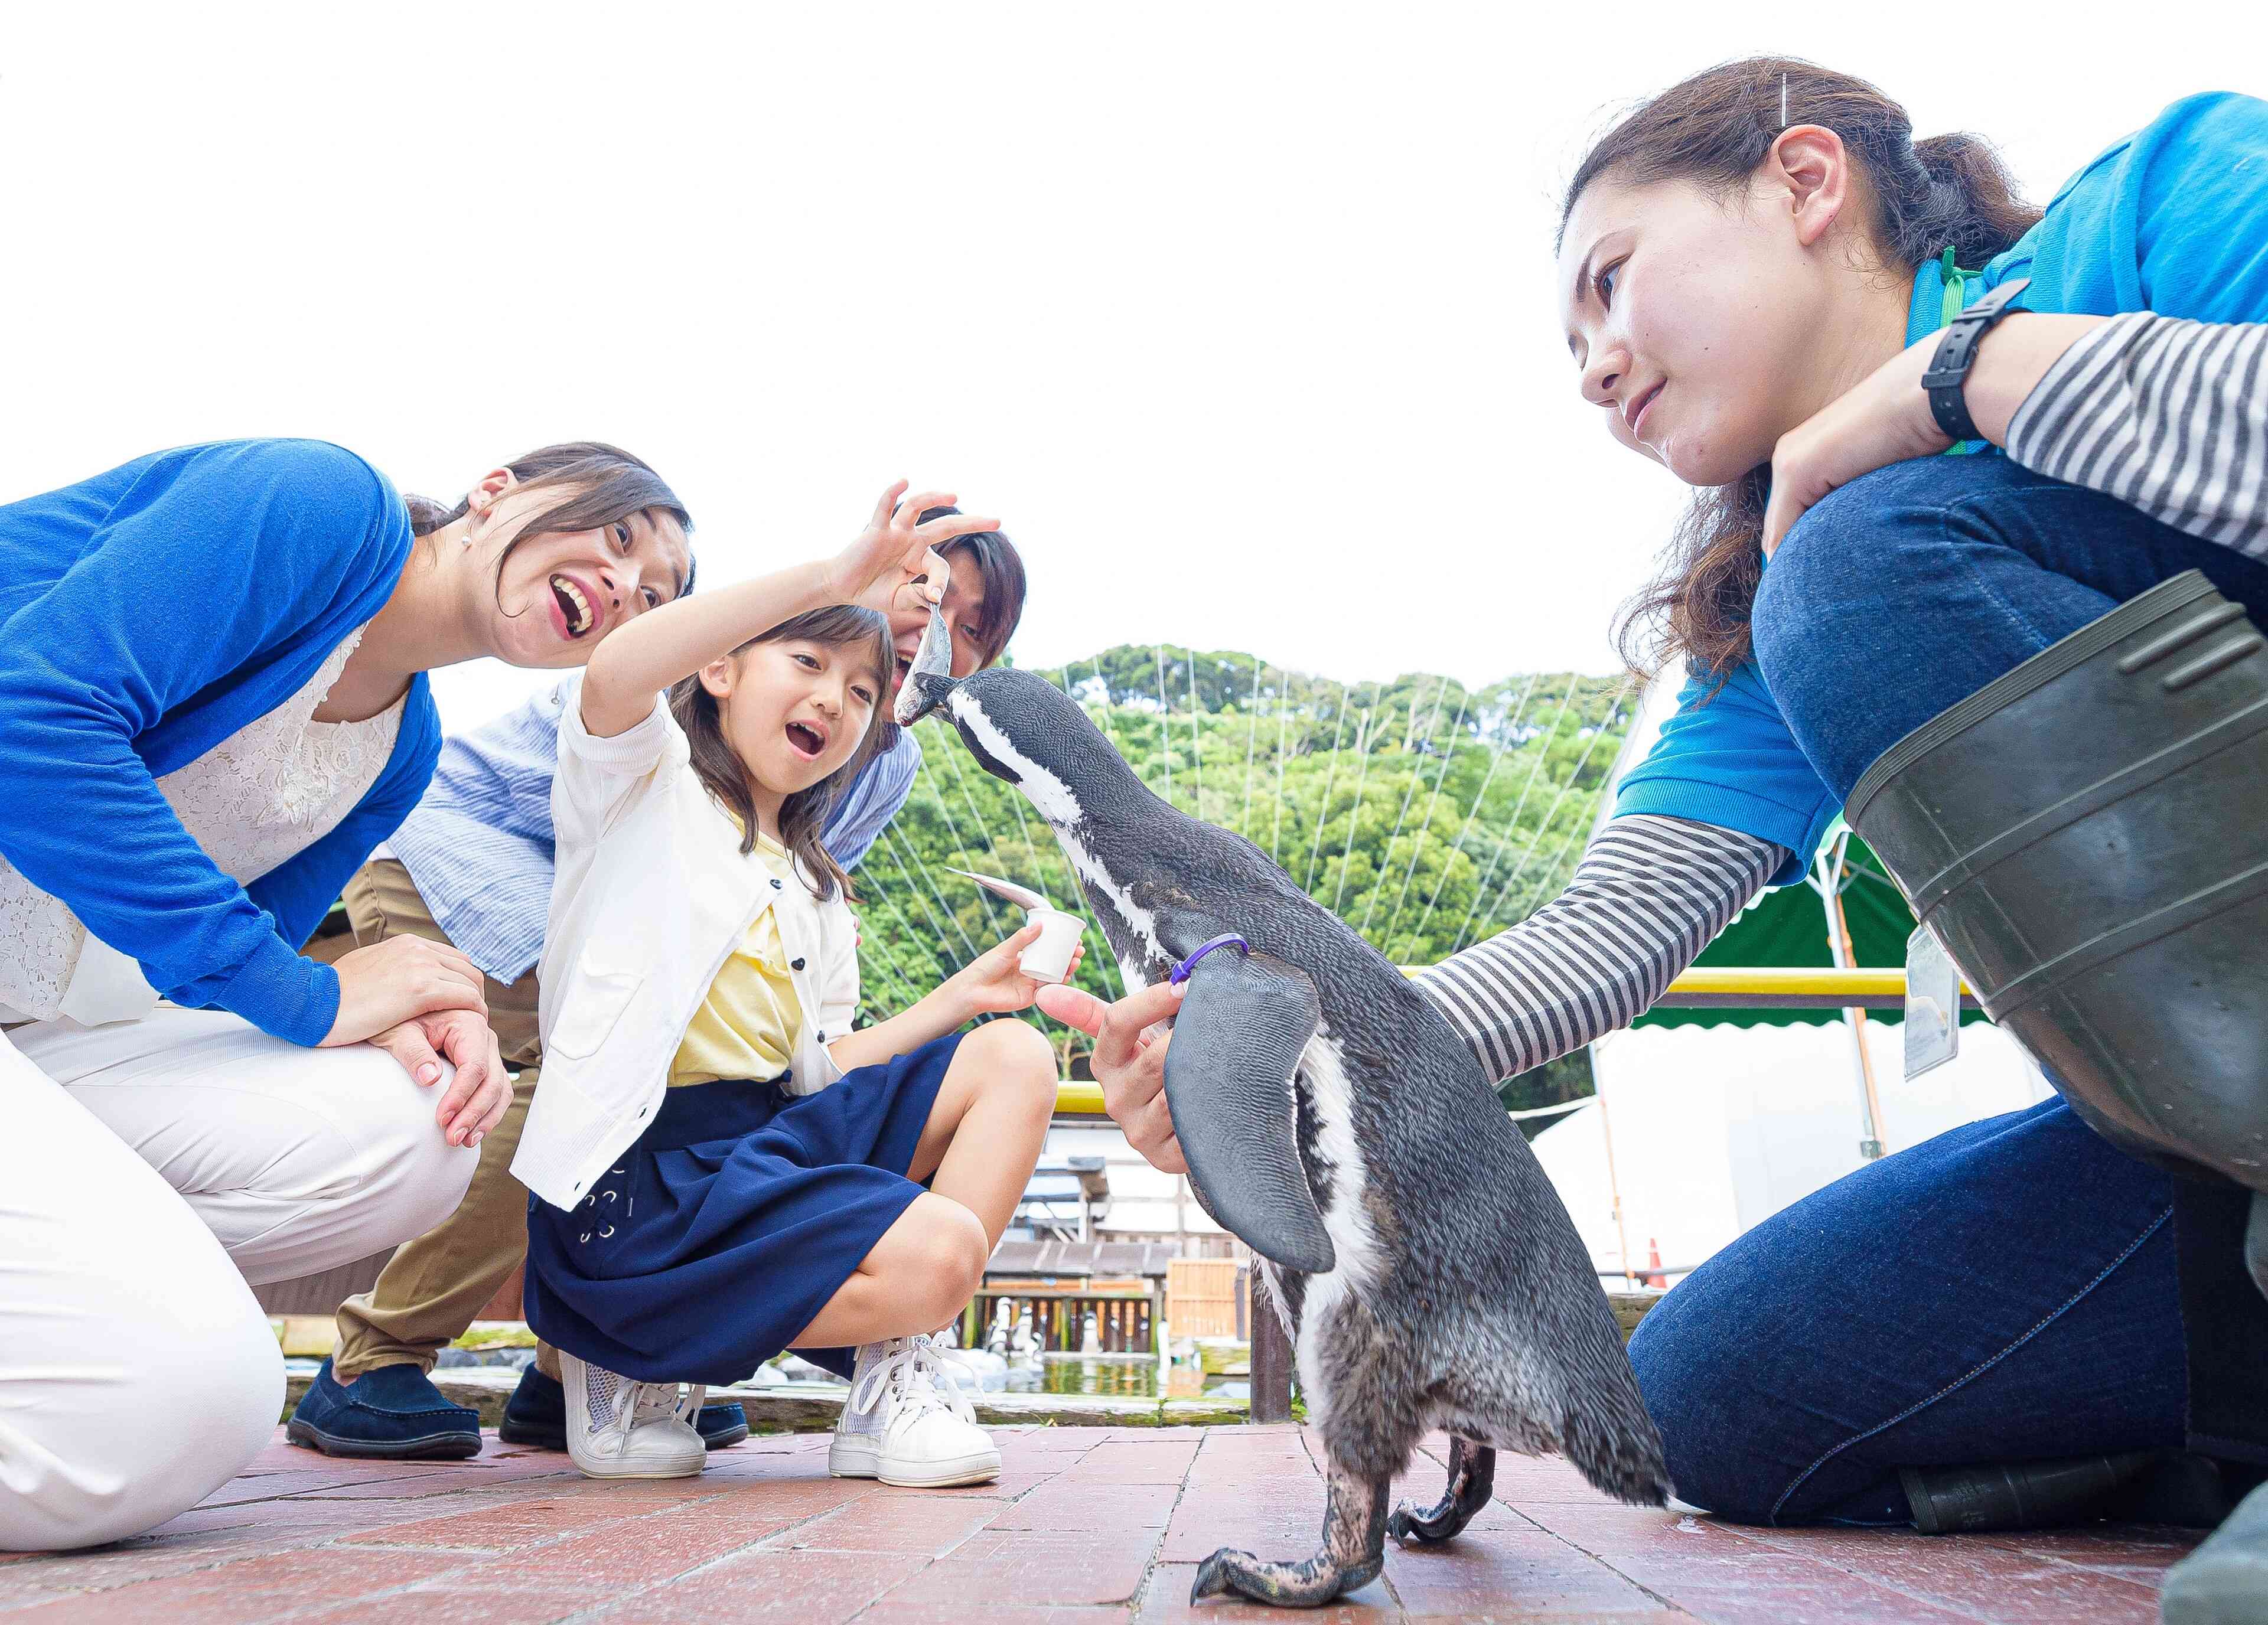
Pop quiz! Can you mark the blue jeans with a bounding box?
[1630,453,2268,1525]
[1752,452,2268,805]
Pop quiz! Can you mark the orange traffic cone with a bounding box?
[1643,1237,1667,1290]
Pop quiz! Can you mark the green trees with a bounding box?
[850,645,1631,1115]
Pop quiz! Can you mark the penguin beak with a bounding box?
[893,593,959,726]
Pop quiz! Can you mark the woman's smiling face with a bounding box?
[1557,159,1846,490]
[467,478,694,668]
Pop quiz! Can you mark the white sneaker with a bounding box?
[829,1334,1002,1487]
[559,1350,708,1480]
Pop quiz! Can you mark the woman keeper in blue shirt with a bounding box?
[1054,60,2268,1607]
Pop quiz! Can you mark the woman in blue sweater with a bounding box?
[0,437,692,1549]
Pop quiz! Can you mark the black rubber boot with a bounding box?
[1847,572,2268,1272]
[2161,1480,2268,1624]
[1904,1454,2148,1535]
[1903,1453,2233,1535]
[2247,1192,2268,1302]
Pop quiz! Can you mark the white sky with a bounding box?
[5,4,2259,732]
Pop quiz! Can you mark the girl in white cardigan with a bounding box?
[514,485,1074,1486]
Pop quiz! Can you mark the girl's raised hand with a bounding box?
[827,481,1002,614]
[947,919,1089,1018]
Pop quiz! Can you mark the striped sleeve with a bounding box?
[2006,312,2268,558]
[1413,814,1783,1085]
[821,729,921,872]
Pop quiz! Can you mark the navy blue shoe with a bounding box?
[699,1401,751,1450]
[499,1365,748,1451]
[286,1358,483,1460]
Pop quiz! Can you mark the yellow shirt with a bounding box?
[669,834,805,1087]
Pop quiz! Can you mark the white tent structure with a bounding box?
[1534,1019,2052,1284]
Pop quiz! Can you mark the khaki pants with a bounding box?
[331,859,555,1381]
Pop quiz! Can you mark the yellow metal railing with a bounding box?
[1645,965,1975,1009]
[1055,1079,1109,1115]
[1047,965,1976,1115]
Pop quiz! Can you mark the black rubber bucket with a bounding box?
[1847,570,2268,1206]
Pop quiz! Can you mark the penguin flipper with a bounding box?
[1164,949,1335,1275]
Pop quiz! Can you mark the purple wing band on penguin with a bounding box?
[1169,934,1250,984]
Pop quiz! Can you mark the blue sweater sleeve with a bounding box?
[245,683,441,954]
[0,441,410,1044]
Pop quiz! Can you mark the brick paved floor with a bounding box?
[0,1426,2195,1623]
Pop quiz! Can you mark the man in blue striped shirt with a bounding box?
[287,520,1027,1462]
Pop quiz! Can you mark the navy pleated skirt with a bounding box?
[524,1033,959,1386]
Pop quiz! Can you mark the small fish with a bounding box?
[947,867,1053,912]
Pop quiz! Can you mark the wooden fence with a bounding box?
[962,1283,1163,1354]
[1165,1258,1243,1339]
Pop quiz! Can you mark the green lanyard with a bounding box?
[1938,245,1981,329]
[1935,246,1986,455]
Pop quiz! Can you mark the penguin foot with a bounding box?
[1191,1462,1387,1608]
[1388,1436,1498,1547]
[1190,1546,1377,1608]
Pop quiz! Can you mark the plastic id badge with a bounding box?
[1904,924,1960,1080]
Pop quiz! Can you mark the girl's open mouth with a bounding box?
[550,575,596,639]
[785,720,829,761]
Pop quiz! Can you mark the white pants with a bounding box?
[0,1010,476,1551]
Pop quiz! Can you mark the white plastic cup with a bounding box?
[1018,906,1086,984]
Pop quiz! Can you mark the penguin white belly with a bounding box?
[942,694,1166,978]
[1270,1030,1383,1440]
[1042,824,1167,992]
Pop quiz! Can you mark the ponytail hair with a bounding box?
[668,603,894,903]
[1561,57,2041,678]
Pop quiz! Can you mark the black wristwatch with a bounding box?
[1921,276,2031,443]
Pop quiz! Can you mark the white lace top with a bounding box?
[0,628,405,1026]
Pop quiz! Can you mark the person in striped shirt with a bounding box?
[1052,61,2268,1585]
[286,511,1027,1462]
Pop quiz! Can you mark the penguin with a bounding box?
[896,619,1670,1607]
